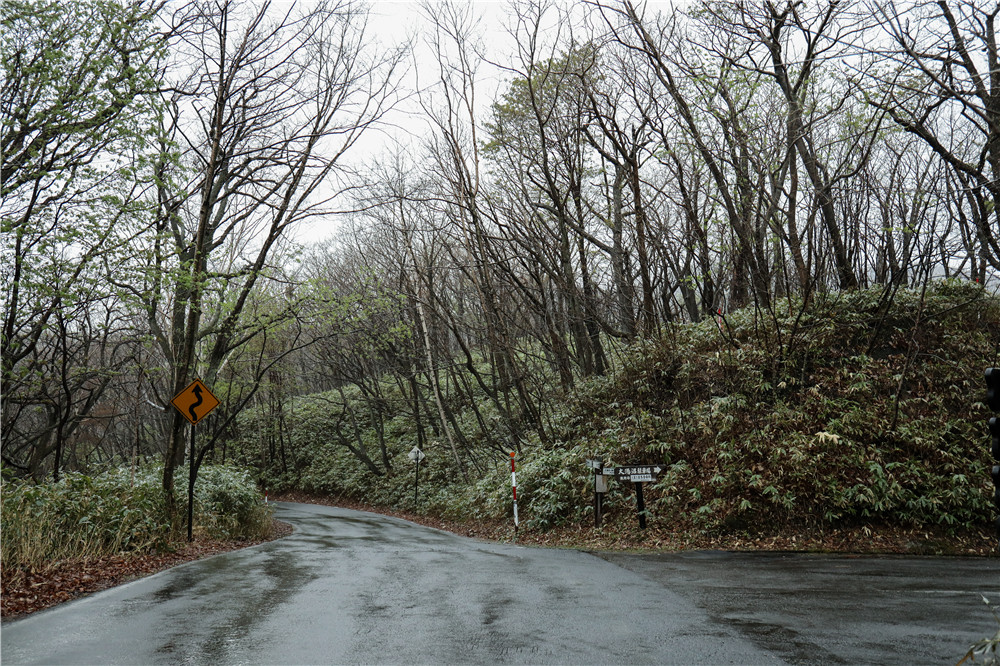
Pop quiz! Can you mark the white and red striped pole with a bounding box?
[510,451,519,532]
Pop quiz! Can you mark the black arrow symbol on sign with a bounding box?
[189,384,204,423]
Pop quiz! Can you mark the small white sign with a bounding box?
[408,446,425,463]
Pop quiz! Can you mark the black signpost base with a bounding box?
[414,459,420,505]
[634,481,646,529]
[187,422,195,542]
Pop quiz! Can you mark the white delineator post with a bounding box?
[510,451,519,532]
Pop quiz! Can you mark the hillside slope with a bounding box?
[484,281,999,536]
[236,280,1000,552]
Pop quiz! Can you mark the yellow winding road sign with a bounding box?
[171,379,220,425]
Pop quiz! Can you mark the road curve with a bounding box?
[3,502,996,664]
[2,502,774,665]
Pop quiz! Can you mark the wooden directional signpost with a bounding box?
[599,464,662,529]
[605,465,663,482]
[171,379,220,541]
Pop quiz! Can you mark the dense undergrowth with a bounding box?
[519,280,1000,533]
[1,465,272,570]
[231,280,1000,540]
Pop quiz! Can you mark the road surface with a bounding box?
[2,501,996,664]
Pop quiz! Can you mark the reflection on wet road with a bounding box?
[2,502,996,664]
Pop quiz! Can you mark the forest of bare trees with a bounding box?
[4,0,999,509]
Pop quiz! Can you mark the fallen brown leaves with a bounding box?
[1,520,293,621]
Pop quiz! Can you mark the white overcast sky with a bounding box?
[291,0,516,243]
[292,0,676,244]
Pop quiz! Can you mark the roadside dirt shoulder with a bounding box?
[1,520,293,621]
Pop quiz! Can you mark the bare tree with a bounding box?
[146,0,404,516]
[866,0,1000,276]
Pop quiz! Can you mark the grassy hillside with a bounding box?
[233,280,1000,544]
[494,280,999,534]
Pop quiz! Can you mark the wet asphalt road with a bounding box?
[1,501,997,665]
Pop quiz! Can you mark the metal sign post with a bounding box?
[510,452,519,535]
[188,422,196,541]
[170,379,221,542]
[408,446,425,505]
[587,459,605,527]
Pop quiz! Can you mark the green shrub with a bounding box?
[1,464,272,570]
[189,465,273,540]
[1,469,170,569]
